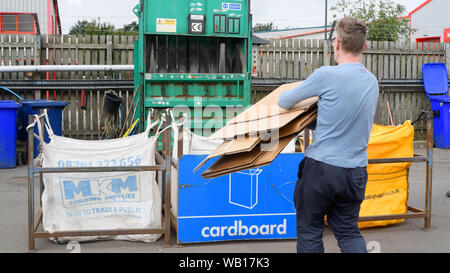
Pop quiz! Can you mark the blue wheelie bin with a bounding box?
[0,101,20,168]
[429,96,450,148]
[17,100,68,158]
[423,63,450,148]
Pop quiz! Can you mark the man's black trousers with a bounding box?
[294,157,368,253]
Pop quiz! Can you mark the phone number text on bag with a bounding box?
[57,155,142,167]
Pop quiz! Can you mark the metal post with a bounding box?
[323,39,330,66]
[39,174,43,208]
[0,65,134,73]
[324,0,328,39]
[304,128,310,151]
[152,108,158,137]
[424,111,434,230]
[163,108,172,246]
[27,115,35,251]
[38,111,45,207]
[178,115,184,159]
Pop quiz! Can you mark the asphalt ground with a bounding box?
[1,146,449,253]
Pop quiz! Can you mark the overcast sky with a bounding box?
[60,0,426,34]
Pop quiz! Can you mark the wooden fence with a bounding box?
[252,38,446,139]
[0,34,136,139]
[0,34,448,139]
[253,38,445,79]
[0,34,136,80]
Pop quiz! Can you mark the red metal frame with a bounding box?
[53,0,62,35]
[409,0,432,16]
[0,0,60,35]
[0,12,37,34]
[401,0,433,41]
[279,28,332,39]
[47,0,53,34]
[444,29,450,43]
[416,36,441,62]
[416,36,441,43]
[46,0,61,35]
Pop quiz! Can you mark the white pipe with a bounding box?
[0,65,134,73]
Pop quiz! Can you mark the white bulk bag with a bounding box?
[170,113,224,216]
[35,111,163,243]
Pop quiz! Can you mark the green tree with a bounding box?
[68,20,91,35]
[69,20,139,35]
[86,21,115,35]
[253,22,277,32]
[69,19,115,35]
[331,0,414,41]
[119,21,139,33]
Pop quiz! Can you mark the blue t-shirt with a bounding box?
[278,63,379,168]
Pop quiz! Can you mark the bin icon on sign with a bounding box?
[228,168,262,209]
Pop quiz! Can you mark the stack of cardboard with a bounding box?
[195,81,318,179]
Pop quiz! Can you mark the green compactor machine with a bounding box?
[133,0,252,134]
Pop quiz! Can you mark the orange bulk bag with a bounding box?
[358,121,414,228]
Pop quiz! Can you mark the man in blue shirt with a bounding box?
[278,17,379,253]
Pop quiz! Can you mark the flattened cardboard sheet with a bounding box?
[193,136,261,173]
[259,108,317,141]
[201,145,264,178]
[229,85,318,124]
[221,136,261,155]
[227,82,316,125]
[210,108,306,139]
[200,82,319,179]
[209,81,318,140]
[201,134,296,179]
[200,107,317,177]
[277,108,317,139]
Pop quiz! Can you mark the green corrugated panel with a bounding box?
[134,0,252,135]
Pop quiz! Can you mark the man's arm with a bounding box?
[278,68,325,109]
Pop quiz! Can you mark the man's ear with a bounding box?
[362,41,368,52]
[334,37,340,51]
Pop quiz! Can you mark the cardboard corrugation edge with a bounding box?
[195,108,317,173]
[201,145,264,178]
[261,107,317,141]
[225,82,315,126]
[197,106,318,176]
[209,109,307,140]
[193,136,261,173]
[201,133,297,179]
[208,81,317,140]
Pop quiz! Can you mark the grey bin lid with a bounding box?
[252,34,269,45]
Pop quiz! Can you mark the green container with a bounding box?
[133,0,252,135]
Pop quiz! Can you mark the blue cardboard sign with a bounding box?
[177,153,304,243]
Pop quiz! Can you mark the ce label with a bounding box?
[191,23,203,33]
